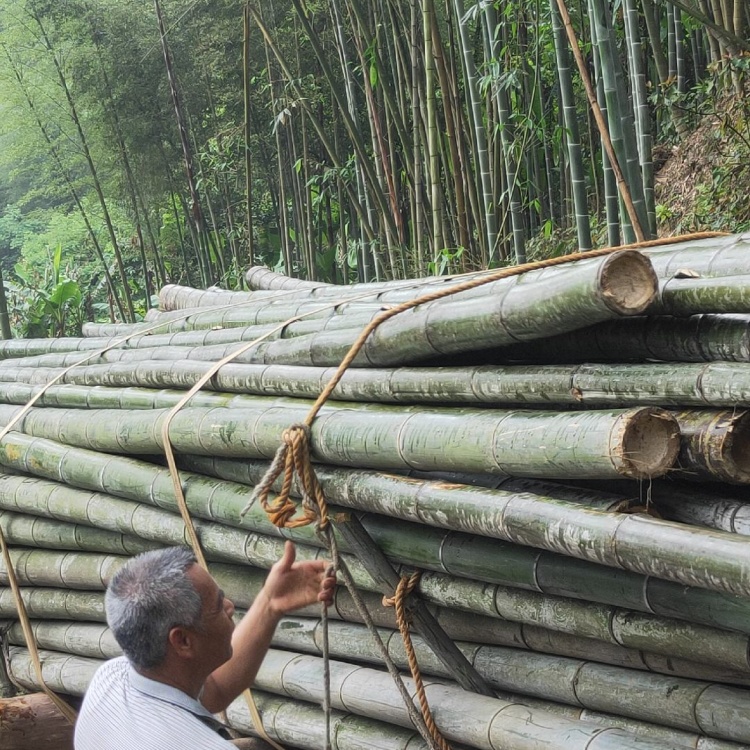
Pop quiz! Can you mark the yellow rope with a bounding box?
[0,525,78,723]
[157,289,415,749]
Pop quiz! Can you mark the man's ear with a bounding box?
[167,625,196,659]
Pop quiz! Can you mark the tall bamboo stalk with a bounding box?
[30,10,135,322]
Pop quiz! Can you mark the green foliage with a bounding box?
[8,243,85,337]
[427,246,465,275]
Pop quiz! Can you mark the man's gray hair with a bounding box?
[105,547,202,670]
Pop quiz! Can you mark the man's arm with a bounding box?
[200,542,334,713]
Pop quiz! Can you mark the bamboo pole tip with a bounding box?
[599,251,658,316]
[618,408,681,479]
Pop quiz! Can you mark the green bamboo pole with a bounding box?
[230,235,748,313]
[251,649,695,750]
[5,649,433,750]
[161,235,747,318]
[261,620,750,744]
[655,275,750,316]
[646,480,750,534]
[87,250,659,363]
[2,359,750,410]
[0,313,378,365]
[496,314,750,364]
[0,401,679,480]
[586,0,650,240]
[0,588,105,621]
[6,619,750,745]
[452,0,498,261]
[13,645,687,749]
[549,0,592,251]
[0,511,156,557]
[0,432,745,644]
[80,298,387,339]
[4,620,121,660]
[622,0,655,235]
[12,468,747,644]
[5,587,750,690]
[245,267,331,291]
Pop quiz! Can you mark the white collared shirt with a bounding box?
[74,656,232,749]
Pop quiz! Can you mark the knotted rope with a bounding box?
[244,230,728,750]
[383,572,452,750]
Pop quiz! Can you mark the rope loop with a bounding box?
[242,423,329,531]
[383,571,422,609]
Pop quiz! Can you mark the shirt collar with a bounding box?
[128,664,218,725]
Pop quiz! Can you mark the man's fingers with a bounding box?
[278,540,296,571]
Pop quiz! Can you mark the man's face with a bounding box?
[186,564,236,673]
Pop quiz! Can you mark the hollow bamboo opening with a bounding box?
[600,251,659,315]
[620,409,680,478]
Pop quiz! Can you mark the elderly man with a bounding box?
[74,542,335,749]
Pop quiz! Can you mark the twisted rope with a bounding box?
[246,230,727,750]
[383,573,452,750]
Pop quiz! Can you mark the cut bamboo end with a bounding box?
[616,409,680,479]
[673,409,750,484]
[727,415,750,483]
[599,252,658,315]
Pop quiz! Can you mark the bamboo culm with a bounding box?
[5,619,750,745]
[2,429,750,615]
[0,401,680,481]
[2,360,750,411]
[6,466,750,647]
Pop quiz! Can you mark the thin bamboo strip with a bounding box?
[2,359,750,409]
[6,619,750,746]
[0,401,679,481]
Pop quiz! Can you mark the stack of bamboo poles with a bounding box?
[3,233,750,749]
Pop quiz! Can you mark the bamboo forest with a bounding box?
[4,2,750,750]
[0,0,748,332]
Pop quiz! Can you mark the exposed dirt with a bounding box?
[655,91,750,235]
